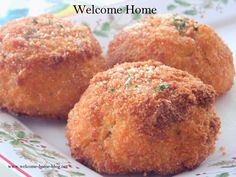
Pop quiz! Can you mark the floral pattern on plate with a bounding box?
[0,112,101,177]
[0,0,236,177]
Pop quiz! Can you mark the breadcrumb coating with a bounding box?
[0,14,106,118]
[67,60,220,175]
[108,14,235,95]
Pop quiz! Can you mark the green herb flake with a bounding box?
[173,17,187,32]
[109,88,115,93]
[155,83,169,93]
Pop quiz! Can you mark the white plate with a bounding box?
[1,0,236,177]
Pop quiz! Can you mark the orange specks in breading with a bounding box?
[108,14,235,95]
[67,60,221,176]
[0,14,106,119]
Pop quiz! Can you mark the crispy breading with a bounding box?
[108,14,235,95]
[0,14,106,119]
[67,60,220,175]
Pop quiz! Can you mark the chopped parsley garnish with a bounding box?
[109,88,115,93]
[155,83,169,93]
[125,73,132,89]
[173,16,199,33]
[173,17,187,32]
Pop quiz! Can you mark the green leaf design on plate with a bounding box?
[221,165,236,168]
[16,131,26,138]
[69,171,85,176]
[167,4,177,10]
[0,131,8,136]
[0,131,12,139]
[10,140,20,145]
[40,153,55,159]
[132,13,142,20]
[23,143,36,149]
[184,9,197,16]
[174,0,191,6]
[221,0,228,4]
[216,172,229,177]
[58,174,67,177]
[0,120,85,176]
[93,30,108,37]
[44,150,65,158]
[211,160,236,167]
[43,169,57,177]
[19,148,37,162]
[101,22,110,31]
[166,0,235,18]
[29,140,40,143]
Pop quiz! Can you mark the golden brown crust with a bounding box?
[67,60,220,175]
[0,14,101,65]
[108,14,235,95]
[0,14,106,119]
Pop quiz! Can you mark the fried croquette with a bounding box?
[108,14,235,95]
[67,60,220,175]
[0,14,106,119]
